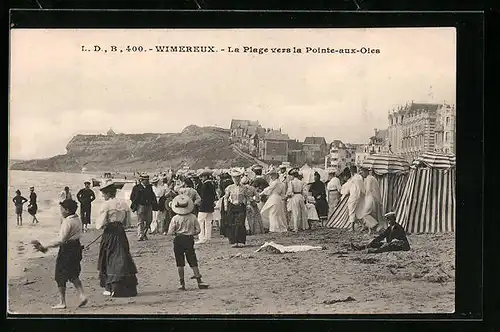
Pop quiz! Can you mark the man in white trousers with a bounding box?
[196,169,218,244]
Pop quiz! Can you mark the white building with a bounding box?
[325,140,356,171]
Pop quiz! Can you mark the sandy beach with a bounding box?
[7,227,455,315]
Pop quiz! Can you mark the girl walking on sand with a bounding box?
[34,199,88,309]
[13,190,28,226]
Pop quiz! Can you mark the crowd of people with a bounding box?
[21,162,412,309]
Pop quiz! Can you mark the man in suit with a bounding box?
[130,173,158,241]
[196,169,218,244]
[76,181,96,232]
[351,211,410,253]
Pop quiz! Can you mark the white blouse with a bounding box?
[95,198,132,230]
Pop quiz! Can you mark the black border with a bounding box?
[6,8,485,330]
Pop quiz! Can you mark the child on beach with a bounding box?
[12,190,28,226]
[167,195,209,291]
[35,199,88,309]
[306,195,320,230]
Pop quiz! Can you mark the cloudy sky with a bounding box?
[9,28,456,160]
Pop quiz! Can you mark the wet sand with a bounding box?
[7,227,455,315]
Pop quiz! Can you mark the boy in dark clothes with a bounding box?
[351,211,411,253]
[167,195,209,291]
[13,190,28,226]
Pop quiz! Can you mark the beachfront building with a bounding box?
[388,102,455,162]
[302,136,329,165]
[434,103,456,154]
[287,140,306,166]
[325,140,355,171]
[258,129,290,164]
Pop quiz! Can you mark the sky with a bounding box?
[9,28,456,160]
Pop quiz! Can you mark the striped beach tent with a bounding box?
[395,152,456,233]
[362,153,410,215]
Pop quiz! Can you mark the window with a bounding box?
[445,132,449,142]
[446,117,450,126]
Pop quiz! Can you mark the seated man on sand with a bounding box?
[350,211,410,254]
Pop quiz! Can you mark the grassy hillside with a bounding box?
[10,126,253,172]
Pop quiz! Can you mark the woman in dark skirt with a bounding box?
[218,174,233,237]
[309,172,329,225]
[223,169,250,248]
[28,186,40,224]
[95,180,138,297]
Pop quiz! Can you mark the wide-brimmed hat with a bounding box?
[198,168,213,177]
[288,168,300,176]
[100,179,116,192]
[139,173,150,180]
[384,211,396,220]
[266,168,278,176]
[229,168,243,177]
[171,194,195,215]
[151,175,160,183]
[84,181,91,185]
[279,164,287,169]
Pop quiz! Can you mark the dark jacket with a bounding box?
[130,183,157,212]
[372,222,410,250]
[198,180,217,213]
[77,188,96,206]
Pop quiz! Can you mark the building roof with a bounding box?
[265,130,290,141]
[390,102,441,117]
[230,119,260,130]
[304,136,327,145]
[107,128,116,136]
[330,140,346,149]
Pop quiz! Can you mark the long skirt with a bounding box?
[361,194,385,230]
[327,191,341,220]
[246,202,264,235]
[28,203,38,216]
[261,194,287,233]
[227,203,247,244]
[315,198,329,219]
[289,194,308,231]
[55,239,83,287]
[98,222,138,297]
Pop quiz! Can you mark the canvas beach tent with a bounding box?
[395,152,456,234]
[361,153,411,215]
[326,153,410,229]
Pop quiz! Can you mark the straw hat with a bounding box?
[99,179,116,192]
[139,173,150,180]
[251,164,263,171]
[151,175,160,183]
[229,168,243,177]
[84,181,91,185]
[171,195,195,215]
[279,163,287,169]
[288,167,300,176]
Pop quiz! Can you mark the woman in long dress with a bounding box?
[259,169,287,233]
[241,176,264,235]
[218,174,233,237]
[95,181,138,297]
[286,169,308,232]
[309,172,329,225]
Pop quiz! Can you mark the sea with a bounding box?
[7,170,135,279]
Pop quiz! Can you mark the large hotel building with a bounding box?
[388,102,456,162]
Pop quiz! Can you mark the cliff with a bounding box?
[10,126,251,172]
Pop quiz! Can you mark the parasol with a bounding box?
[361,153,410,175]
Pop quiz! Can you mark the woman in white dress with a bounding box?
[286,168,308,232]
[259,169,287,233]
